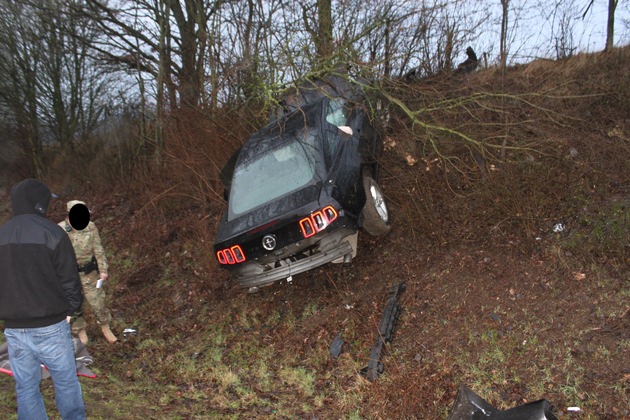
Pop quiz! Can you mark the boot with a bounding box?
[101,324,118,343]
[78,330,89,345]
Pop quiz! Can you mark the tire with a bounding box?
[361,175,390,236]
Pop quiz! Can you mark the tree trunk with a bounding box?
[316,0,333,61]
[169,0,200,109]
[384,18,391,78]
[605,0,618,52]
[154,0,170,164]
[500,0,509,71]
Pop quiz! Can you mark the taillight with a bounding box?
[216,245,246,265]
[299,205,338,238]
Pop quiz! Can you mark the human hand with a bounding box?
[66,316,71,323]
[96,273,108,288]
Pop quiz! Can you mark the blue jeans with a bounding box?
[4,319,86,420]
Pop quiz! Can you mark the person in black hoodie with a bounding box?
[0,179,86,420]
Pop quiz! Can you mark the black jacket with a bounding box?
[0,179,83,328]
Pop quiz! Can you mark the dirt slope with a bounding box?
[1,47,628,419]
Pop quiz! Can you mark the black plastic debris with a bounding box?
[447,384,558,420]
[330,334,344,358]
[360,281,406,381]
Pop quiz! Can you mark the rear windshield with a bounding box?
[228,129,319,219]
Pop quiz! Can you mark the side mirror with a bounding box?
[338,126,353,136]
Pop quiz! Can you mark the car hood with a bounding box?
[214,182,324,245]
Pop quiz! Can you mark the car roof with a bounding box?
[270,70,368,123]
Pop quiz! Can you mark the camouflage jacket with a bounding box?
[58,220,108,274]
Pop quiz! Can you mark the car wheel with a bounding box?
[361,175,390,236]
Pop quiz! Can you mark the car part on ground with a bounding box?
[447,384,558,420]
[360,281,405,381]
[330,334,345,359]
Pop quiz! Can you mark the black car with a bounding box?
[213,75,390,290]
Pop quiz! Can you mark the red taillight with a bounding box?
[300,218,316,238]
[323,206,338,220]
[216,245,246,265]
[231,245,245,262]
[299,206,338,238]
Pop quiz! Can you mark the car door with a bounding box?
[321,98,364,216]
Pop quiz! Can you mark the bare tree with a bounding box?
[81,0,225,111]
[302,0,333,63]
[0,0,110,177]
[582,0,619,51]
[317,0,333,60]
[500,0,509,70]
[0,1,44,176]
[379,1,488,78]
[220,0,278,103]
[38,1,110,151]
[605,0,619,51]
[539,0,578,59]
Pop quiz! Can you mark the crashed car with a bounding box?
[213,74,390,290]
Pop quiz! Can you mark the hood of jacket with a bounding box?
[10,179,52,217]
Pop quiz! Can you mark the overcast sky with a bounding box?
[487,0,630,62]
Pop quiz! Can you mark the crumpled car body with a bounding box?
[447,384,558,420]
[213,74,390,290]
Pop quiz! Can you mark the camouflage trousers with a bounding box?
[71,271,113,334]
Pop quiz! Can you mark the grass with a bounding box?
[4,241,626,419]
[278,366,316,397]
[559,197,630,264]
[1,260,627,418]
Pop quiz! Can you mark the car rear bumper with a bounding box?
[231,228,356,288]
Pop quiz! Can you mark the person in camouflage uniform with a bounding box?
[59,200,118,344]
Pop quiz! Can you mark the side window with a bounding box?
[326,98,349,127]
[323,99,352,167]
